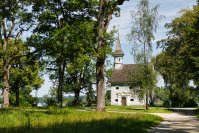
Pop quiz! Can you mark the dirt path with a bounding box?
[148,108,199,133]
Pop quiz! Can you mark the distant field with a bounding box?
[0,107,162,133]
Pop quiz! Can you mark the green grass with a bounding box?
[106,105,172,113]
[0,107,162,133]
[80,105,172,113]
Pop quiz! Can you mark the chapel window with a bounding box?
[130,99,134,102]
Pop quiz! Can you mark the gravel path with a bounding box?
[148,108,199,133]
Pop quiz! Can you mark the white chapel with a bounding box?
[109,33,145,106]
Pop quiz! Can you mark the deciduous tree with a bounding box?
[96,0,128,112]
[127,0,163,110]
[155,4,199,107]
[31,0,98,107]
[0,0,33,108]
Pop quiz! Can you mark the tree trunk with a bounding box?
[57,60,66,107]
[96,0,107,112]
[96,0,125,111]
[143,41,149,110]
[73,89,80,106]
[58,65,63,107]
[3,64,10,108]
[145,91,149,110]
[96,57,105,112]
[15,87,19,107]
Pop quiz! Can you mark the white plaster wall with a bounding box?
[114,63,122,69]
[114,57,123,69]
[111,85,144,106]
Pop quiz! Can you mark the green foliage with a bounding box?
[30,0,98,106]
[105,90,111,105]
[155,5,199,107]
[154,87,170,106]
[129,65,157,101]
[0,95,2,104]
[127,0,162,109]
[85,86,96,106]
[127,0,163,63]
[0,39,43,107]
[0,108,162,133]
[157,5,199,85]
[0,0,35,107]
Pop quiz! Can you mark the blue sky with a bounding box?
[33,0,197,97]
[109,0,196,64]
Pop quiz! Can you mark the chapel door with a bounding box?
[121,97,127,106]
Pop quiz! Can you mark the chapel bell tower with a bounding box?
[113,32,124,69]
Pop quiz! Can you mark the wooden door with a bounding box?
[121,97,127,106]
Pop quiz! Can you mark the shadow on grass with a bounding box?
[167,108,197,116]
[0,117,160,133]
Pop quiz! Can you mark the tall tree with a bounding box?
[9,42,43,107]
[155,4,199,107]
[156,4,199,86]
[0,0,33,108]
[96,0,128,112]
[0,39,43,107]
[31,0,98,107]
[127,0,163,110]
[52,22,96,106]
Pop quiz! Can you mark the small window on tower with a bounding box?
[115,87,119,90]
[118,58,120,61]
[115,99,118,102]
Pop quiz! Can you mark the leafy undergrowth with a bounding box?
[0,107,162,133]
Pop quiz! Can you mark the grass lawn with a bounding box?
[80,105,172,113]
[0,107,162,133]
[106,105,172,113]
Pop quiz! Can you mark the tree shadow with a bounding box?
[168,108,197,116]
[0,117,160,133]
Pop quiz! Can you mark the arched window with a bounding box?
[115,99,118,102]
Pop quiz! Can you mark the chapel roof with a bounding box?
[113,32,124,56]
[109,64,141,84]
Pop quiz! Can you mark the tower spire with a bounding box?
[113,30,124,69]
[113,31,124,56]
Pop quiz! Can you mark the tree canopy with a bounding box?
[155,4,199,107]
[127,0,162,109]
